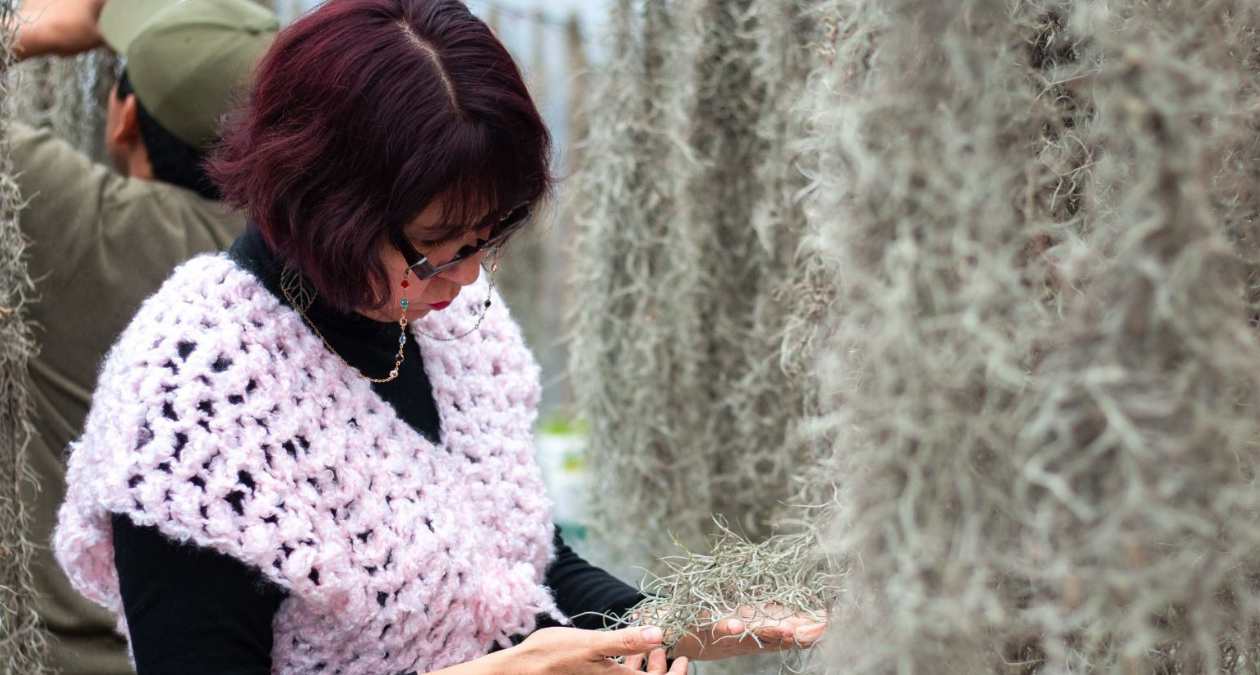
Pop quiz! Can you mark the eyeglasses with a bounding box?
[392,203,532,280]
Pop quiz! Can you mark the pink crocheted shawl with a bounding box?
[55,254,559,675]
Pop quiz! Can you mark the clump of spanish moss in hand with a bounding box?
[591,520,836,669]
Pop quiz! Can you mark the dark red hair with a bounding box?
[211,0,552,311]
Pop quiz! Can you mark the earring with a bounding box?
[280,263,316,312]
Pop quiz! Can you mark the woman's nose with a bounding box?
[439,250,487,286]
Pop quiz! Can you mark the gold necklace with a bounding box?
[280,265,408,383]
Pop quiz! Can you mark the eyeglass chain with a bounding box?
[279,253,499,384]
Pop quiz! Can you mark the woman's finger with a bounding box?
[793,623,827,647]
[594,626,666,658]
[753,624,791,650]
[645,648,668,674]
[668,656,690,674]
[624,652,644,671]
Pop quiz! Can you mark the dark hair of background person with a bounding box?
[116,71,222,201]
[209,0,553,314]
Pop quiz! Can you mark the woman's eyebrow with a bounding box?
[406,206,497,241]
[409,223,483,246]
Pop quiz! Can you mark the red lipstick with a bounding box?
[429,301,452,310]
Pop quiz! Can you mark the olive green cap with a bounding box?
[99,0,279,150]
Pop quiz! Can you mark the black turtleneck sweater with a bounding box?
[111,228,641,675]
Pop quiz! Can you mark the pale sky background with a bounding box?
[466,0,607,34]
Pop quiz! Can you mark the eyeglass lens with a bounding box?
[440,204,532,269]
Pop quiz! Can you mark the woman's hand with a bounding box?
[507,625,689,675]
[668,605,826,662]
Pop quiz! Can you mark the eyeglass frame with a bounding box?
[391,203,532,281]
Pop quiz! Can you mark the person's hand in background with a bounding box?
[12,0,108,60]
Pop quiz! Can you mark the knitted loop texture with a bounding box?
[54,255,559,675]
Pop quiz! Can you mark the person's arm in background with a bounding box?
[11,0,106,60]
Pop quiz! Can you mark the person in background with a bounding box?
[10,0,277,671]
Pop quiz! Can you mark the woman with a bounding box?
[53,0,821,673]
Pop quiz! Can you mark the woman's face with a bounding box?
[358,198,492,323]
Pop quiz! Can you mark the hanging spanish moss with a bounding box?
[719,0,832,537]
[570,0,706,565]
[570,0,830,570]
[574,0,1260,673]
[803,0,1077,668]
[10,50,116,162]
[0,0,49,670]
[807,0,1260,672]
